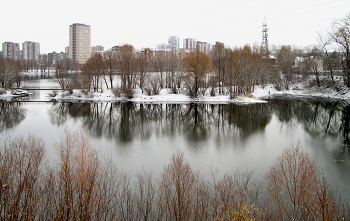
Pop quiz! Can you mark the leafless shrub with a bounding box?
[210,87,216,96]
[1,132,348,220]
[200,88,207,96]
[263,143,345,220]
[0,135,46,220]
[145,76,162,95]
[270,72,284,91]
[158,151,199,220]
[124,88,134,99]
[112,87,121,97]
[213,169,263,220]
[133,170,158,220]
[47,127,101,220]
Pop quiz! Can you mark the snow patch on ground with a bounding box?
[3,82,350,103]
[49,88,268,104]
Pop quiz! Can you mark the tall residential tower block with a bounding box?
[2,42,20,60]
[22,41,40,62]
[69,23,91,64]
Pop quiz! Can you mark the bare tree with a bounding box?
[53,61,72,91]
[103,50,117,89]
[135,50,151,93]
[153,51,166,89]
[211,45,229,94]
[184,50,213,97]
[318,32,338,85]
[329,13,350,87]
[116,44,136,91]
[165,51,184,94]
[305,46,323,87]
[0,56,22,88]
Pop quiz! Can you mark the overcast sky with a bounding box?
[2,0,350,54]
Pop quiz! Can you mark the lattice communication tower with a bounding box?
[262,17,269,53]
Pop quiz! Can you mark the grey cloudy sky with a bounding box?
[2,0,350,53]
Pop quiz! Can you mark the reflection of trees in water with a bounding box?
[182,103,209,142]
[48,102,272,144]
[46,100,350,149]
[48,102,70,125]
[0,102,26,132]
[269,98,349,150]
[222,104,271,139]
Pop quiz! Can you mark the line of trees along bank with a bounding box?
[0,128,349,220]
[68,44,274,99]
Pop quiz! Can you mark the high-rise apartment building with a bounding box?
[2,42,20,60]
[183,38,196,50]
[69,23,91,64]
[22,41,40,62]
[168,36,180,51]
[196,41,212,55]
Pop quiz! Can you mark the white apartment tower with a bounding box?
[69,23,91,64]
[2,42,20,60]
[168,36,180,51]
[196,41,212,55]
[22,41,40,62]
[183,38,196,50]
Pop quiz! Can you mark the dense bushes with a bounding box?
[0,129,348,220]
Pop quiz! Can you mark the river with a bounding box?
[1,78,350,205]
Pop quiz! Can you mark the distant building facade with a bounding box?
[2,42,20,60]
[156,43,168,50]
[91,45,104,56]
[212,41,224,51]
[183,38,196,50]
[196,41,212,55]
[69,23,91,64]
[111,46,121,52]
[168,36,180,51]
[48,51,69,65]
[22,41,40,62]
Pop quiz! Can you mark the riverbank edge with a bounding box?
[2,83,350,104]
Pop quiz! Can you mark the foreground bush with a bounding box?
[0,129,348,220]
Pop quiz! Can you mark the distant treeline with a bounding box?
[3,13,350,98]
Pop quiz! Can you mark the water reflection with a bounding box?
[268,96,350,150]
[48,102,271,144]
[0,102,26,132]
[45,100,350,151]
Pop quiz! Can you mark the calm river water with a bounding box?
[1,79,350,204]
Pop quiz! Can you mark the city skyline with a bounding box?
[1,0,350,54]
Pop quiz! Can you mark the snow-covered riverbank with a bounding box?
[41,80,350,103]
[2,81,350,103]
